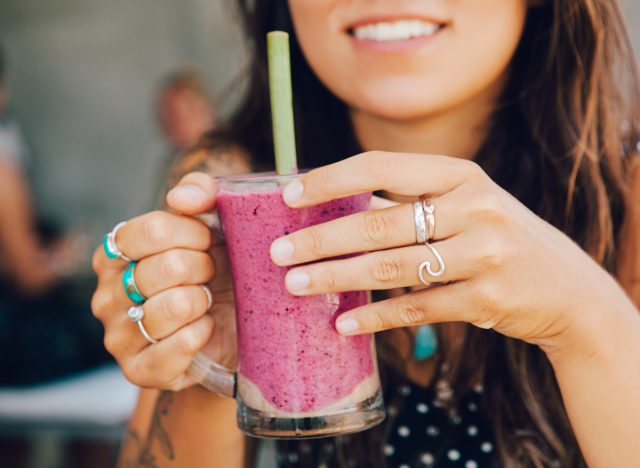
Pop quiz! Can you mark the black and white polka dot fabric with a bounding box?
[382,382,494,467]
[275,379,495,467]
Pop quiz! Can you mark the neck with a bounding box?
[350,78,505,159]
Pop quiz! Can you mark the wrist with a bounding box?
[163,384,238,429]
[541,289,639,371]
[176,382,233,404]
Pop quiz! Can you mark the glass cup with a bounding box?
[189,172,385,439]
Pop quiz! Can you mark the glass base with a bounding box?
[237,389,385,439]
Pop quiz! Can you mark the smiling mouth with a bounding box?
[348,19,446,42]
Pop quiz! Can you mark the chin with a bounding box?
[348,78,455,122]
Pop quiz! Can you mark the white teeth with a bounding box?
[352,19,441,42]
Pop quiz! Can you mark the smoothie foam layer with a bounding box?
[217,187,374,413]
[238,370,380,418]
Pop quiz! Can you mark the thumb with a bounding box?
[166,172,217,215]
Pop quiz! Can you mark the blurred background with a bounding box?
[0,0,247,230]
[0,0,637,467]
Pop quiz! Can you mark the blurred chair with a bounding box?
[0,365,138,468]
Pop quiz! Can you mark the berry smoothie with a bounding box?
[217,177,378,416]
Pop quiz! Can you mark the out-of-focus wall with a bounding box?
[623,0,640,48]
[0,0,246,231]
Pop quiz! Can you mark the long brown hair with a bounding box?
[203,0,640,466]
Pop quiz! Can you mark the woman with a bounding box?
[92,0,640,466]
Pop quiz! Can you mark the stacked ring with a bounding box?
[102,222,133,262]
[412,201,428,244]
[422,200,436,241]
[414,198,446,286]
[122,261,147,304]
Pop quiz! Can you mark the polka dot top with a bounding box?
[275,378,496,467]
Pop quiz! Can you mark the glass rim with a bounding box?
[215,170,308,185]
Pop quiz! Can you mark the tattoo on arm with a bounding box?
[118,391,176,468]
[117,429,143,468]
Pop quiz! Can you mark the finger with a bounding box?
[134,249,215,299]
[271,191,462,266]
[136,285,212,342]
[93,212,212,274]
[282,151,481,207]
[126,314,215,390]
[284,236,470,295]
[92,245,120,275]
[335,281,476,335]
[118,211,212,260]
[91,273,123,326]
[99,248,214,316]
[109,285,212,356]
[101,285,212,360]
[166,172,217,215]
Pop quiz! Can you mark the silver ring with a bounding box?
[413,201,427,244]
[418,243,446,286]
[128,306,158,344]
[200,285,213,310]
[109,222,133,262]
[422,199,436,241]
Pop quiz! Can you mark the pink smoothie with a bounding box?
[216,186,374,414]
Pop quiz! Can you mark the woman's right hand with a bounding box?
[92,172,237,391]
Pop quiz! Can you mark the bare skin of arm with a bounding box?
[117,388,244,468]
[546,294,640,467]
[543,163,640,467]
[0,158,57,294]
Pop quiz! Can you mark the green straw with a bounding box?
[267,31,298,175]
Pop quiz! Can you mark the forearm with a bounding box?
[544,293,640,467]
[0,161,57,293]
[120,386,245,468]
[5,234,57,293]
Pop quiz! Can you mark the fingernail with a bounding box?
[286,270,310,292]
[337,318,360,335]
[271,238,294,264]
[283,180,304,205]
[170,184,206,202]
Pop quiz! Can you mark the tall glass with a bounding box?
[190,172,385,439]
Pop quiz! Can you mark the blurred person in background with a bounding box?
[0,42,56,295]
[0,44,109,386]
[0,42,113,468]
[157,69,217,156]
[154,69,220,202]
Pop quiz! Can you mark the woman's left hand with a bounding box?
[270,151,627,352]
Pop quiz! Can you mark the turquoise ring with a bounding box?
[122,261,146,304]
[102,234,119,259]
[102,221,133,262]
